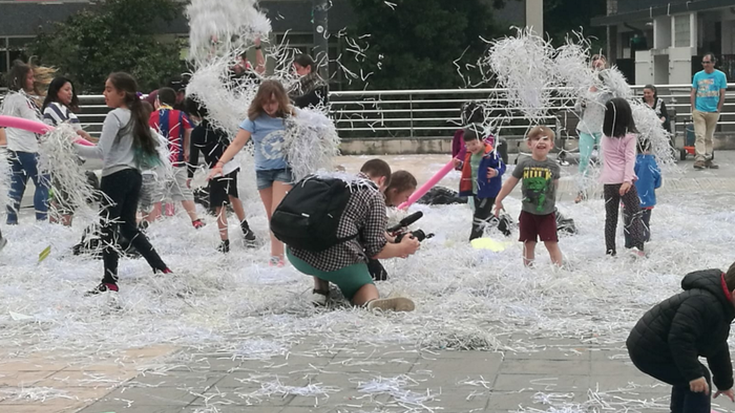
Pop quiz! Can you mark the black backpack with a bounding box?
[270,177,357,251]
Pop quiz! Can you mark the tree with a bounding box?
[345,0,506,90]
[29,0,184,93]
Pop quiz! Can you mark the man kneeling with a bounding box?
[284,159,420,311]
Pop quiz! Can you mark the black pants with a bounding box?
[471,196,509,240]
[100,169,167,283]
[631,356,712,413]
[604,184,644,254]
[625,208,652,248]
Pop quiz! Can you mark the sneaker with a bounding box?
[241,220,257,248]
[629,247,646,258]
[217,239,230,253]
[0,236,6,252]
[85,282,119,296]
[138,220,150,232]
[311,289,329,306]
[154,267,174,275]
[694,160,706,170]
[192,219,206,229]
[705,160,719,169]
[366,297,415,312]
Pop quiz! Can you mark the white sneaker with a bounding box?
[629,247,646,258]
[311,289,329,307]
[366,297,415,312]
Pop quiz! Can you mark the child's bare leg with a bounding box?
[148,202,162,222]
[215,206,228,241]
[523,241,536,266]
[313,277,329,291]
[545,241,563,266]
[181,200,199,221]
[351,283,379,306]
[229,195,246,222]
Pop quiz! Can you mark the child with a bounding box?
[186,97,257,253]
[451,104,507,164]
[148,87,205,229]
[207,80,294,266]
[137,100,166,230]
[600,98,645,257]
[627,266,735,413]
[454,128,507,240]
[74,72,171,295]
[495,126,562,266]
[624,139,661,248]
[384,170,417,207]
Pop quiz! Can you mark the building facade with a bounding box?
[592,0,735,84]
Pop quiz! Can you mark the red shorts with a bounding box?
[518,211,558,242]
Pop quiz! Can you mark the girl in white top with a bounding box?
[1,60,50,224]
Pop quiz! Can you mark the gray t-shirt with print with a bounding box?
[511,156,561,215]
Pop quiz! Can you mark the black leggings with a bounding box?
[604,184,644,254]
[100,169,167,283]
[631,356,712,413]
[470,196,510,240]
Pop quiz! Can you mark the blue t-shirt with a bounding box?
[239,114,289,171]
[692,69,727,113]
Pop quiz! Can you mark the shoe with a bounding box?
[241,220,257,248]
[629,247,646,258]
[138,220,150,232]
[606,249,616,257]
[192,219,206,229]
[154,267,173,275]
[311,289,329,306]
[269,256,285,267]
[366,297,415,312]
[217,239,230,253]
[705,160,719,169]
[694,160,705,170]
[574,192,586,204]
[85,282,119,296]
[0,237,6,252]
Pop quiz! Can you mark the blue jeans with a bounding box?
[255,168,294,190]
[6,151,50,224]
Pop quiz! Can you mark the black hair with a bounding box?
[6,60,31,92]
[637,138,651,154]
[157,87,177,106]
[43,76,80,112]
[294,53,317,72]
[461,101,484,125]
[107,72,157,157]
[462,127,481,142]
[185,96,208,119]
[603,98,638,138]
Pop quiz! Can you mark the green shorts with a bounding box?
[286,249,374,301]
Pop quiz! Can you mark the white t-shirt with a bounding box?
[1,92,43,153]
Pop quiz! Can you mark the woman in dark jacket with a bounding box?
[289,54,328,108]
[627,268,735,413]
[642,84,671,134]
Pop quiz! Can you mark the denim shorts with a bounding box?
[255,168,294,190]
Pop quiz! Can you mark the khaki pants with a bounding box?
[693,109,719,162]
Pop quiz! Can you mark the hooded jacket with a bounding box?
[627,270,735,390]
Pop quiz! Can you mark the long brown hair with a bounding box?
[247,79,292,120]
[7,60,32,92]
[107,72,157,157]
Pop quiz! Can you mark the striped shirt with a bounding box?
[149,108,191,166]
[43,102,82,131]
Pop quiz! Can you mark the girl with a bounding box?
[2,60,50,224]
[384,170,417,207]
[575,54,612,203]
[186,97,257,253]
[75,72,171,295]
[207,80,294,266]
[42,76,96,226]
[600,98,645,257]
[289,54,328,108]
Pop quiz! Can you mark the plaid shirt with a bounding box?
[289,179,387,272]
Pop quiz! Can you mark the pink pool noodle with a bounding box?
[397,159,456,210]
[0,115,95,146]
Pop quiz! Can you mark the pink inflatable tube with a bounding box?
[0,115,95,146]
[397,159,456,210]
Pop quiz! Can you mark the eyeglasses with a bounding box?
[702,61,713,64]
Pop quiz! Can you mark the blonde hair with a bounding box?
[248,79,292,120]
[527,125,555,141]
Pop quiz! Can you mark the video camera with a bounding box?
[386,211,434,243]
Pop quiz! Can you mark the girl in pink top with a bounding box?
[600,98,645,257]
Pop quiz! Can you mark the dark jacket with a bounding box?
[626,270,735,390]
[458,143,505,199]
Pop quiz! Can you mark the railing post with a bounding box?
[409,93,414,139]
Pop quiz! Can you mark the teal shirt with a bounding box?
[692,69,727,113]
[470,152,483,194]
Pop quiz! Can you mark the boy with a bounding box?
[285,159,420,310]
[185,98,257,252]
[624,139,661,248]
[148,87,204,228]
[627,266,735,413]
[453,127,507,240]
[495,126,562,266]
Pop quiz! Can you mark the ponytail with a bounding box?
[107,72,159,163]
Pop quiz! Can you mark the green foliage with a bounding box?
[29,0,184,93]
[345,0,503,90]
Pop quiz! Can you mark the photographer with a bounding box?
[285,159,420,311]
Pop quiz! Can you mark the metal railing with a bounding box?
[6,83,735,140]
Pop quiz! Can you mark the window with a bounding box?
[674,15,690,48]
